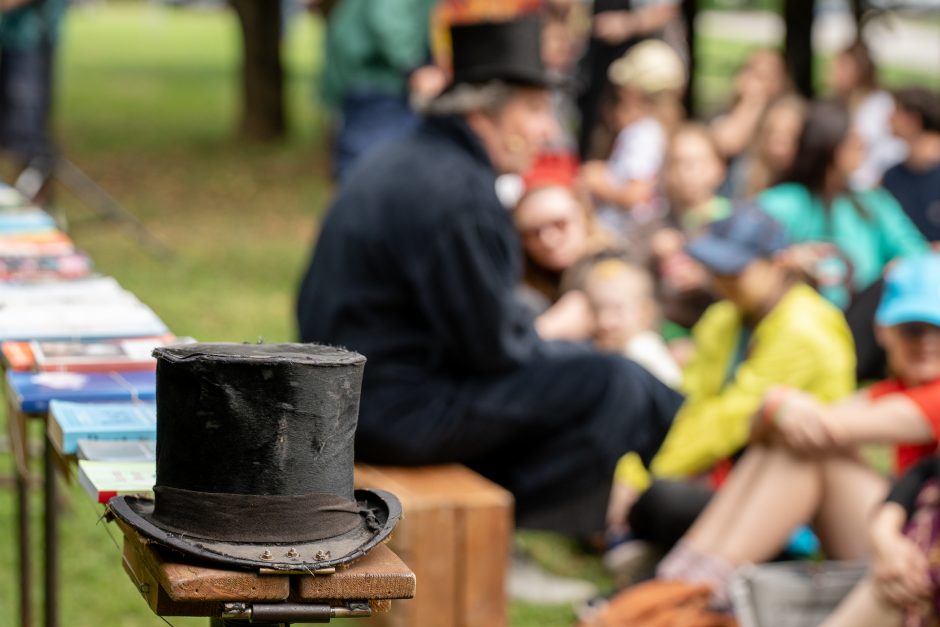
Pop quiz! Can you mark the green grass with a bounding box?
[0,4,936,626]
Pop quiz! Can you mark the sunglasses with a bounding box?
[896,323,940,340]
[519,217,573,240]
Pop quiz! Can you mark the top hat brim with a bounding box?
[107,488,401,571]
[438,66,564,98]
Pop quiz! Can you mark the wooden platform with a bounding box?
[115,516,415,618]
[354,463,514,627]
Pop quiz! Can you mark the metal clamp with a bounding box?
[221,601,372,623]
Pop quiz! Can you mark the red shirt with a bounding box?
[868,377,940,475]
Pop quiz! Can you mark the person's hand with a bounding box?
[776,243,839,281]
[579,161,610,194]
[660,252,708,293]
[771,390,840,453]
[535,289,594,341]
[736,69,770,105]
[593,11,637,45]
[750,386,786,443]
[871,524,932,608]
[650,228,684,259]
[409,65,447,110]
[606,481,640,536]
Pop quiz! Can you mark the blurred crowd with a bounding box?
[309,1,940,624]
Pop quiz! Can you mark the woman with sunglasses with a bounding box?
[512,153,616,341]
[646,254,940,609]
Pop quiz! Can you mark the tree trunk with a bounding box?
[785,0,815,98]
[230,0,285,141]
[681,0,697,118]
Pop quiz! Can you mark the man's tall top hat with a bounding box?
[108,343,400,571]
[448,14,557,89]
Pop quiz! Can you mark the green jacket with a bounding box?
[320,0,437,107]
[0,0,67,51]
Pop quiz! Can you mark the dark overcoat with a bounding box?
[297,115,680,534]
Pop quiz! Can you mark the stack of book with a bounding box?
[0,184,183,505]
[0,277,168,341]
[0,184,93,282]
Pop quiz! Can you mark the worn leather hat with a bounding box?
[108,342,400,571]
[449,14,557,88]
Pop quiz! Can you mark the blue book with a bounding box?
[0,208,56,234]
[6,370,156,415]
[48,401,156,455]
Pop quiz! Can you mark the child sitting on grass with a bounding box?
[824,452,940,627]
[648,123,731,358]
[580,39,685,237]
[581,256,681,389]
[604,208,857,579]
[646,253,940,612]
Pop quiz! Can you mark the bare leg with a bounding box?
[812,453,889,560]
[821,576,902,627]
[681,445,774,548]
[687,444,824,565]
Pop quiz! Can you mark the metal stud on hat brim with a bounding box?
[106,342,402,571]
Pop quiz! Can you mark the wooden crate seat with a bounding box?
[354,463,514,627]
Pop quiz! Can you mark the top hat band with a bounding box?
[151,485,373,543]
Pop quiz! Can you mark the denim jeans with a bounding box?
[0,42,55,163]
[333,91,417,182]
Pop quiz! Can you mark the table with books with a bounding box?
[0,182,176,627]
[0,183,415,627]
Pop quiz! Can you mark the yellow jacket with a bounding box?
[616,283,856,491]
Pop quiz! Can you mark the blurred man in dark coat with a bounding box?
[297,15,680,536]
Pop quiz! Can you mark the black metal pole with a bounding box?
[17,461,32,627]
[43,430,59,627]
[10,400,34,627]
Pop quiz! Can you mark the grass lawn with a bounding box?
[0,4,936,626]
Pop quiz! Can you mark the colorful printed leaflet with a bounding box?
[0,252,92,281]
[29,336,177,372]
[0,300,168,341]
[77,460,155,504]
[76,439,156,462]
[0,208,56,234]
[0,230,74,256]
[48,400,156,455]
[6,370,156,414]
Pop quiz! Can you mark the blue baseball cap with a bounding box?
[685,206,789,275]
[875,254,940,328]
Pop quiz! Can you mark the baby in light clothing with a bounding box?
[582,257,682,388]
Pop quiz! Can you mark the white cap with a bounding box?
[608,39,686,95]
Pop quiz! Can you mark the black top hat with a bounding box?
[449,14,556,88]
[108,343,400,571]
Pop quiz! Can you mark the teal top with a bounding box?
[0,0,68,51]
[759,183,928,300]
[320,0,438,107]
